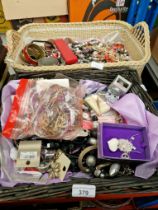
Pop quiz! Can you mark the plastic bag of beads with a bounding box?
[2,79,83,140]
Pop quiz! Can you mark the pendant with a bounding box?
[107,138,119,152]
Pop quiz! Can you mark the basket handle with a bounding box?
[132,21,150,50]
[6,30,21,58]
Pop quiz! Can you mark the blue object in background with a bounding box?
[127,0,158,31]
[127,0,139,25]
[148,1,158,30]
[138,199,158,208]
[135,0,151,23]
[135,197,158,209]
[154,101,158,110]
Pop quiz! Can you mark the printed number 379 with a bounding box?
[79,190,89,196]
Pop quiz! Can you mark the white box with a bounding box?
[1,0,68,20]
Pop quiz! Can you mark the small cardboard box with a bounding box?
[1,0,68,20]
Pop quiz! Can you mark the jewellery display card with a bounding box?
[98,123,151,162]
[55,150,71,181]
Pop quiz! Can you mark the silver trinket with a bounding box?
[82,112,91,120]
[109,163,121,177]
[86,155,96,167]
[94,169,101,177]
[118,139,136,153]
[93,121,99,128]
[38,56,59,66]
[100,173,105,178]
[88,137,97,145]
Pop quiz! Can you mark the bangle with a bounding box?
[78,145,97,173]
[21,43,45,66]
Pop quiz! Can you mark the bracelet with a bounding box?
[78,145,97,173]
[21,43,45,66]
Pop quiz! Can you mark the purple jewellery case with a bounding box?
[98,123,151,162]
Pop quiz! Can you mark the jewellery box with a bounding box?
[98,123,150,162]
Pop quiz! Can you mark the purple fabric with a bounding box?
[1,82,158,183]
[111,93,158,179]
[0,80,90,187]
[79,80,106,95]
[135,144,158,179]
[72,172,91,179]
[0,81,19,187]
[1,80,19,128]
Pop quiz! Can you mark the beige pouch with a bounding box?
[85,94,110,115]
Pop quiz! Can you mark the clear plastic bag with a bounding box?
[102,31,123,44]
[2,79,83,140]
[33,84,83,139]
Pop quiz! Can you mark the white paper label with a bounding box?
[72,184,96,198]
[36,79,70,93]
[91,61,103,70]
[116,0,125,7]
[20,151,37,160]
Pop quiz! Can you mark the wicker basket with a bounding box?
[0,69,157,201]
[6,21,151,76]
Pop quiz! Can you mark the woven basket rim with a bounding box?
[6,60,147,73]
[17,20,133,33]
[6,21,151,74]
